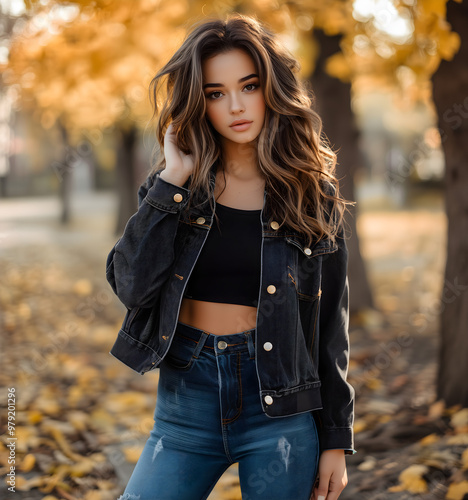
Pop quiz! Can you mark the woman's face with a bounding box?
[202,48,266,146]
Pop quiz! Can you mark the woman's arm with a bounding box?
[310,185,356,498]
[106,124,195,309]
[313,222,355,453]
[105,172,191,309]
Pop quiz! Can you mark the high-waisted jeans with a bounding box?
[120,322,320,500]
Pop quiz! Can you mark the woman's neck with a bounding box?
[220,138,260,179]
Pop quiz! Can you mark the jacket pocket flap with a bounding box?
[285,235,338,257]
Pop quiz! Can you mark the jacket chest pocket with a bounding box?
[285,235,337,301]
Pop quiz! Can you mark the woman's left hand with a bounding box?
[311,449,348,500]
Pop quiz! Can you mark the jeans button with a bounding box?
[218,341,228,350]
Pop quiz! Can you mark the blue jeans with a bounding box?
[120,322,320,500]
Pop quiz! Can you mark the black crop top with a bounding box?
[183,202,262,307]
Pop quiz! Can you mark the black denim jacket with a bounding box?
[105,165,356,455]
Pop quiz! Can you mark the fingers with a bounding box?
[313,475,348,500]
[313,472,330,500]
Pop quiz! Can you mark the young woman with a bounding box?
[106,13,356,500]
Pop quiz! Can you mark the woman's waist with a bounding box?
[178,297,257,335]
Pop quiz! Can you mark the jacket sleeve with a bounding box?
[105,170,190,309]
[314,186,356,455]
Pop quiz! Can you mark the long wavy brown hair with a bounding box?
[148,13,353,246]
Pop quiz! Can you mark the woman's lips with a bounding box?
[230,121,252,131]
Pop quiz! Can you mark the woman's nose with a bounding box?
[229,93,245,114]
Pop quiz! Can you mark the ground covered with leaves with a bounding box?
[1,192,468,500]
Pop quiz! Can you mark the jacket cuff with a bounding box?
[320,427,356,455]
[144,173,190,213]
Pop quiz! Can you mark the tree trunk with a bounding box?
[432,1,468,407]
[309,29,374,315]
[114,123,140,236]
[56,119,72,225]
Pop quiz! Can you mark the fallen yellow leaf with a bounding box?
[42,422,84,462]
[428,400,445,418]
[446,480,468,500]
[419,433,440,446]
[451,409,468,434]
[14,474,44,491]
[462,449,468,470]
[69,458,95,477]
[388,464,429,494]
[27,410,43,425]
[353,418,367,433]
[38,464,69,493]
[19,453,36,472]
[365,378,382,391]
[84,491,104,500]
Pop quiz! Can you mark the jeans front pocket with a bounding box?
[162,334,198,371]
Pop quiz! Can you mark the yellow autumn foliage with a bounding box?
[19,453,36,472]
[388,464,429,494]
[462,449,468,470]
[3,0,461,137]
[446,481,468,500]
[451,408,468,432]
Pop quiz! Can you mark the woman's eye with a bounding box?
[245,83,258,91]
[207,91,223,100]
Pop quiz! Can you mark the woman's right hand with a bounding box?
[161,123,195,187]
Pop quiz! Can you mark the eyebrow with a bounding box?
[203,73,259,90]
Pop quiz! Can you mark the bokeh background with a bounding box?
[1,0,468,499]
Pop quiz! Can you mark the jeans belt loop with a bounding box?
[192,331,210,358]
[246,331,256,359]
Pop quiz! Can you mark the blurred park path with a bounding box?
[3,190,468,500]
[0,192,117,254]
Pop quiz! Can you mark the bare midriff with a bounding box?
[178,297,257,335]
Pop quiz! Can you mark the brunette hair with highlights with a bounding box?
[148,13,352,246]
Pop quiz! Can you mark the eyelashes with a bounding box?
[205,83,260,100]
